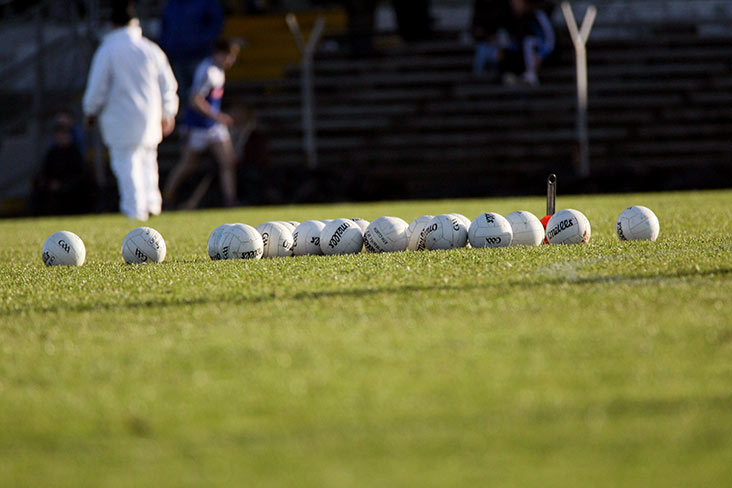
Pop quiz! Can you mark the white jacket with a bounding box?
[83,22,178,148]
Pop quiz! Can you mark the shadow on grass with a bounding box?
[5,267,732,316]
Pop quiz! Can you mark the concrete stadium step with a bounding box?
[157,24,732,198]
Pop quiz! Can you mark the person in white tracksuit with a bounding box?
[83,0,178,221]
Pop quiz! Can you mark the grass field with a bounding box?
[1,190,732,487]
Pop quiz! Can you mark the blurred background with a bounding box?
[1,0,731,217]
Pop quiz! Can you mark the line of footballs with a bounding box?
[41,206,659,267]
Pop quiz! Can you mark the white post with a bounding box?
[286,14,325,170]
[561,2,596,178]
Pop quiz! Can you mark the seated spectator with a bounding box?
[30,111,96,216]
[471,0,514,78]
[345,0,377,57]
[393,0,433,42]
[472,0,555,85]
[514,0,556,85]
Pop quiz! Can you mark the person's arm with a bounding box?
[190,92,233,126]
[82,46,111,126]
[157,47,179,136]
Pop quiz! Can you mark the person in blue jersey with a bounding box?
[164,39,240,208]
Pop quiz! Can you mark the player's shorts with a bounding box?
[184,123,231,151]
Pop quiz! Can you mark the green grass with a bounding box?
[1,190,732,487]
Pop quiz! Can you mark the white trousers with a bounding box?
[109,145,162,221]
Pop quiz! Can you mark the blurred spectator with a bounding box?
[83,0,179,221]
[345,0,377,57]
[30,111,96,216]
[164,39,240,209]
[472,0,555,85]
[160,0,224,98]
[392,0,433,42]
[472,0,514,77]
[512,0,555,85]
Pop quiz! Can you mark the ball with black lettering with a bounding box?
[208,224,233,260]
[320,218,363,255]
[406,215,434,251]
[273,221,297,233]
[449,213,472,248]
[616,205,659,241]
[256,221,294,258]
[468,212,513,248]
[122,227,166,264]
[506,210,544,246]
[363,216,409,253]
[218,223,263,260]
[424,214,468,250]
[545,209,591,245]
[292,220,326,256]
[449,213,471,231]
[42,230,86,266]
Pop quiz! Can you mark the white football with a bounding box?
[363,216,409,253]
[42,230,86,266]
[256,221,294,258]
[218,223,263,260]
[208,224,232,260]
[406,215,434,251]
[449,213,471,230]
[122,227,166,264]
[546,209,591,245]
[350,218,370,233]
[292,220,326,256]
[616,206,659,241]
[274,221,297,233]
[350,218,370,252]
[468,212,513,248]
[424,214,468,250]
[506,210,545,246]
[320,218,363,255]
[449,213,472,248]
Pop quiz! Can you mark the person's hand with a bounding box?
[84,115,97,129]
[216,112,234,126]
[162,117,175,137]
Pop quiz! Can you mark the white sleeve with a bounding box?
[156,47,179,120]
[82,46,111,116]
[190,65,214,100]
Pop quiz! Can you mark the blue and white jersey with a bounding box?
[183,57,225,129]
